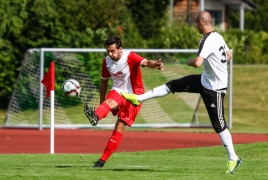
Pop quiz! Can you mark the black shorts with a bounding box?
[165,74,227,133]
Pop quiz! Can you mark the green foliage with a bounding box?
[156,23,201,49]
[230,0,268,32]
[0,0,28,108]
[0,0,138,108]
[76,52,105,88]
[1,0,268,109]
[222,28,268,63]
[126,0,170,40]
[118,9,148,48]
[22,0,131,48]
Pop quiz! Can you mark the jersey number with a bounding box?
[219,45,227,63]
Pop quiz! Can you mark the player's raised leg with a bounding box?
[84,97,115,126]
[121,92,140,105]
[121,84,171,105]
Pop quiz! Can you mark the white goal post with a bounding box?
[4,48,233,129]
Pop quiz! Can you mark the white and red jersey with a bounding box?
[101,51,145,95]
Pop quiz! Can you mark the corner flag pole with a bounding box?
[50,89,55,154]
[41,61,55,154]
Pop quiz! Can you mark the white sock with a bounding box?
[218,129,237,161]
[138,84,171,102]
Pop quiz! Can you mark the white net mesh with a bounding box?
[4,48,216,129]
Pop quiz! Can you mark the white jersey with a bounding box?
[197,31,229,91]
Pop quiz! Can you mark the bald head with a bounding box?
[196,11,212,26]
[195,11,213,35]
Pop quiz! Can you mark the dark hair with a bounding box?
[104,36,122,49]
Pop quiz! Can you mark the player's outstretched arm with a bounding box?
[141,58,164,71]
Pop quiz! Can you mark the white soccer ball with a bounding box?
[61,79,81,97]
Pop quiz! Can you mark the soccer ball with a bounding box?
[61,79,81,97]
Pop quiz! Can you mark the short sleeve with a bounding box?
[128,51,145,65]
[101,58,110,79]
[199,40,213,59]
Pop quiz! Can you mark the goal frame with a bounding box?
[37,48,233,130]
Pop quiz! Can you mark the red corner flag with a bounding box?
[41,62,55,98]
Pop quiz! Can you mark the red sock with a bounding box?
[95,102,110,120]
[100,130,123,162]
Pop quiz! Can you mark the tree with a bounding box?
[229,0,268,32]
[0,0,28,108]
[126,0,169,40]
[0,0,136,108]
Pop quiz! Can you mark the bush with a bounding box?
[1,0,268,109]
[222,28,268,64]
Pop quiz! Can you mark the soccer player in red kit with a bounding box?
[84,36,163,167]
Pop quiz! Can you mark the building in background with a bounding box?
[170,0,257,30]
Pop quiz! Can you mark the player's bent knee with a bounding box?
[104,99,118,109]
[213,126,227,133]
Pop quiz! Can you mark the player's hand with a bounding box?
[187,58,194,66]
[155,58,164,71]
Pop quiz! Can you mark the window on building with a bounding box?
[207,10,222,26]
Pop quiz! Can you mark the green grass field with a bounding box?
[0,142,267,180]
[0,65,268,179]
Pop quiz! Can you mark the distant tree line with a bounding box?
[0,0,267,108]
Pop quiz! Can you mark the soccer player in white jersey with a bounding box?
[84,36,163,168]
[122,11,242,174]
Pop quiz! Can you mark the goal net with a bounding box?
[3,48,233,129]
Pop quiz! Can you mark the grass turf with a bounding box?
[0,142,267,180]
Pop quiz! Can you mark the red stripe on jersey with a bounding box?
[101,58,110,78]
[127,52,145,95]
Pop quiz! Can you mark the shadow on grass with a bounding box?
[55,165,163,172]
[56,165,74,168]
[103,168,158,172]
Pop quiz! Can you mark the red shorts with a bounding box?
[106,90,142,126]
